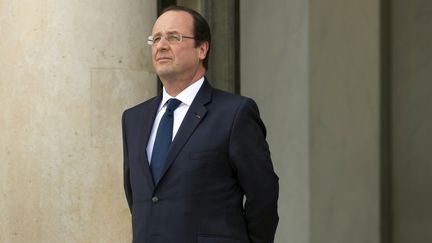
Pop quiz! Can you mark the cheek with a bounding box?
[151,48,157,59]
[174,50,196,64]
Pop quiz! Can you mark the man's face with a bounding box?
[151,11,207,81]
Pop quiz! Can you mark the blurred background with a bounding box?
[1,0,431,242]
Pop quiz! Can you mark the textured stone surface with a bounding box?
[241,0,380,242]
[241,1,310,242]
[91,68,155,148]
[0,1,156,242]
[392,1,432,242]
[309,0,381,243]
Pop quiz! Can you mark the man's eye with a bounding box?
[167,34,181,42]
[153,36,161,43]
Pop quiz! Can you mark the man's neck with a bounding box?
[161,68,205,97]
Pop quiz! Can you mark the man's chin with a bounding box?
[155,66,170,74]
[155,69,176,80]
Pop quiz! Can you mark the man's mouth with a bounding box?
[156,57,172,61]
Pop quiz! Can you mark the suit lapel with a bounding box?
[139,94,162,190]
[157,80,213,186]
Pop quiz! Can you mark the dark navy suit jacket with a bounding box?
[122,79,279,243]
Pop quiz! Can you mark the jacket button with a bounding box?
[152,196,159,203]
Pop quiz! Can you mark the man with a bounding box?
[122,6,278,243]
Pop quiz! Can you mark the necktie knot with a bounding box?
[166,98,181,113]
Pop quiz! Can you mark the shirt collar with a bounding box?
[159,76,205,111]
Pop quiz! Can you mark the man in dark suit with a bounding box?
[122,6,279,243]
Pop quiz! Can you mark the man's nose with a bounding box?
[155,37,170,50]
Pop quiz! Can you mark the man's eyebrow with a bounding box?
[166,31,180,34]
[152,30,180,36]
[152,31,161,37]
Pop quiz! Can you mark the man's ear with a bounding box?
[198,41,209,60]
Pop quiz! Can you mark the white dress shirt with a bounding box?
[146,77,205,164]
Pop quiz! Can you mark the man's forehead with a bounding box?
[152,11,193,34]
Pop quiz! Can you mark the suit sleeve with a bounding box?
[122,112,133,212]
[229,98,279,243]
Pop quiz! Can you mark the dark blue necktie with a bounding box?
[150,98,182,184]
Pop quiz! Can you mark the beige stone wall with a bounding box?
[392,0,432,242]
[241,0,380,242]
[240,0,310,242]
[0,1,156,242]
[309,0,381,242]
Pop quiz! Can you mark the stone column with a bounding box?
[0,1,156,242]
[391,0,432,242]
[309,0,381,242]
[241,0,381,242]
[241,0,310,242]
